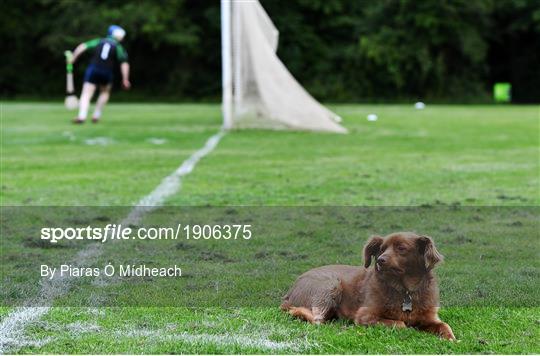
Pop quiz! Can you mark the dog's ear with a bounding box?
[363,235,383,268]
[418,235,443,270]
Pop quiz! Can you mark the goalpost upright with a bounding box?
[221,0,233,129]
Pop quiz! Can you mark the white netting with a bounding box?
[228,0,346,133]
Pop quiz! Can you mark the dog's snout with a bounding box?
[377,256,388,265]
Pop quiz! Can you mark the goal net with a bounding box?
[221,0,347,133]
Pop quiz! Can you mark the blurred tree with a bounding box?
[0,0,538,102]
[355,0,492,100]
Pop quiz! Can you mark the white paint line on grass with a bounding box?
[66,321,101,335]
[0,130,226,354]
[116,328,307,352]
[0,335,53,351]
[84,137,114,146]
[0,243,102,353]
[147,137,167,145]
[0,308,51,352]
[125,130,225,225]
[62,131,76,141]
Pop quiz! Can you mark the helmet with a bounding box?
[107,25,126,41]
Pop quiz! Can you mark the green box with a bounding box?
[494,82,511,103]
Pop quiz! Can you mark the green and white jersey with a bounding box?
[85,36,128,70]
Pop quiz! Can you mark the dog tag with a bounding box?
[402,292,413,312]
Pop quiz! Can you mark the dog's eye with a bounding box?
[396,245,407,252]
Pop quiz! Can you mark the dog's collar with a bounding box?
[402,291,413,312]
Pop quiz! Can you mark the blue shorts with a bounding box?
[84,65,113,85]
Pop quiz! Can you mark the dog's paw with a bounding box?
[443,333,457,341]
[438,324,456,341]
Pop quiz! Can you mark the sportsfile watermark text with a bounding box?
[41,224,253,244]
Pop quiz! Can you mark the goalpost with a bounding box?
[221,0,347,133]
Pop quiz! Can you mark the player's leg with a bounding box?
[75,82,96,123]
[92,84,112,123]
[75,65,99,123]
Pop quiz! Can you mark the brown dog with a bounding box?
[281,232,455,340]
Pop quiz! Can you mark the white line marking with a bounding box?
[0,308,50,351]
[84,137,114,146]
[66,321,101,335]
[0,130,226,353]
[116,328,307,352]
[125,130,225,225]
[147,137,167,145]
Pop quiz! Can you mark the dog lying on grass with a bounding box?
[281,232,455,340]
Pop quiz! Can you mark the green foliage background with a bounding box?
[1,0,539,102]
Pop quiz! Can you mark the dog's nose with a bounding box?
[377,256,387,265]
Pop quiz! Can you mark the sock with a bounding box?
[93,109,102,119]
[78,100,89,120]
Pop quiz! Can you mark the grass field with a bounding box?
[1,102,539,354]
